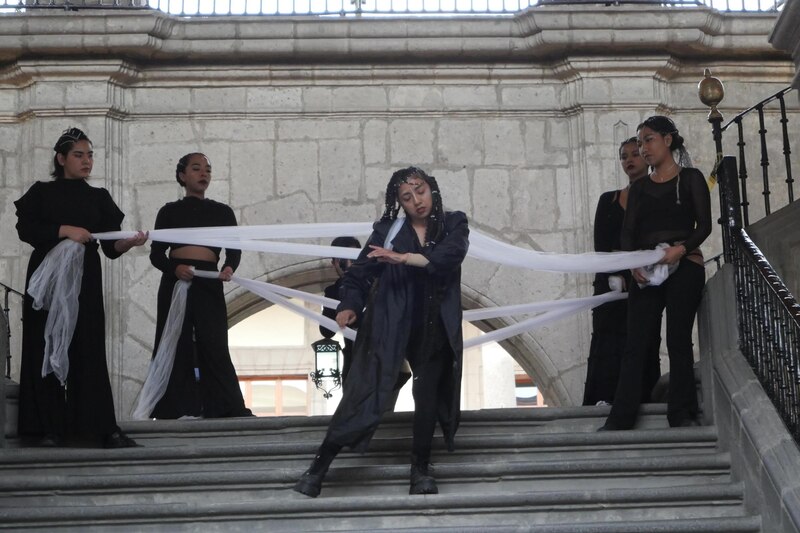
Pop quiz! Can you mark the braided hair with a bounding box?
[380,166,445,247]
[637,115,693,168]
[175,152,205,186]
[51,127,91,179]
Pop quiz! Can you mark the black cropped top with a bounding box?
[621,167,712,253]
[149,196,241,274]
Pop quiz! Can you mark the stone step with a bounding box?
[0,426,719,475]
[0,483,749,532]
[0,451,733,506]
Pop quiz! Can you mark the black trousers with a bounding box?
[151,260,250,419]
[407,319,452,461]
[605,259,705,429]
[583,298,662,406]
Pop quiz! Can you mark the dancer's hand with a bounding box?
[59,225,92,244]
[658,245,686,265]
[115,231,149,253]
[631,268,647,285]
[336,309,357,329]
[219,266,233,281]
[175,264,194,281]
[367,245,407,265]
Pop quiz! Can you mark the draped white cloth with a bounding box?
[94,223,665,274]
[26,239,85,385]
[132,280,191,420]
[89,221,666,359]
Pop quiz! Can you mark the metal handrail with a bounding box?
[0,281,23,380]
[732,228,800,440]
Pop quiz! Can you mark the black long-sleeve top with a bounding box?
[621,168,712,253]
[593,189,627,294]
[149,196,241,273]
[15,179,124,259]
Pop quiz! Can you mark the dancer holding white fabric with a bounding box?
[15,127,147,448]
[583,137,662,406]
[600,116,711,431]
[148,153,251,419]
[294,166,469,498]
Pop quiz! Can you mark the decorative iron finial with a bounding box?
[698,68,725,121]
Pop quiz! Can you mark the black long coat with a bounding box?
[325,211,469,452]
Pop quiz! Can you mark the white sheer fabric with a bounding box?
[90,221,666,353]
[27,239,85,385]
[93,223,666,273]
[132,280,191,420]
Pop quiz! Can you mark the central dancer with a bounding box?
[294,167,469,497]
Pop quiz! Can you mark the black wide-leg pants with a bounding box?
[605,258,705,429]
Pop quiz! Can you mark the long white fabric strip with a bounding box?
[190,270,357,341]
[93,223,666,274]
[463,291,627,322]
[462,292,627,349]
[132,280,191,420]
[27,239,85,385]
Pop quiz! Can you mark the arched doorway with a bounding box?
[224,264,555,416]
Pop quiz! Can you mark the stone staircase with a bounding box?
[0,405,761,532]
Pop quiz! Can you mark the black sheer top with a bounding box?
[149,196,241,273]
[621,167,712,253]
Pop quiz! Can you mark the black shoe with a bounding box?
[409,463,438,495]
[675,418,701,428]
[294,471,325,498]
[104,431,141,449]
[597,422,619,432]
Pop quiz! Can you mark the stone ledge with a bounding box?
[0,7,784,65]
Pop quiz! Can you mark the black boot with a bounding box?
[409,457,438,495]
[293,441,340,498]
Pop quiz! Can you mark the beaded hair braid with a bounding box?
[380,166,445,247]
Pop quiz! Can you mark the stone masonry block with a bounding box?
[472,168,510,229]
[363,120,388,166]
[240,193,315,227]
[64,82,109,107]
[279,119,359,141]
[193,87,247,113]
[207,120,276,142]
[331,87,388,112]
[510,168,557,231]
[431,167,471,215]
[319,139,362,203]
[500,85,559,110]
[128,121,198,146]
[276,141,317,199]
[389,119,435,165]
[484,120,525,166]
[364,166,393,202]
[442,86,498,110]
[246,87,303,112]
[301,87,334,113]
[132,88,193,114]
[388,86,444,110]
[437,120,483,166]
[230,141,273,207]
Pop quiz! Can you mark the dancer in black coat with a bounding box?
[294,166,469,497]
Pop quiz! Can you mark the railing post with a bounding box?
[698,69,734,261]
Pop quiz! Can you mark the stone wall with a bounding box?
[0,6,794,419]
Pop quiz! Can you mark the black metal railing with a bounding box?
[0,281,23,380]
[704,74,800,441]
[732,228,800,440]
[719,86,795,227]
[0,0,784,16]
